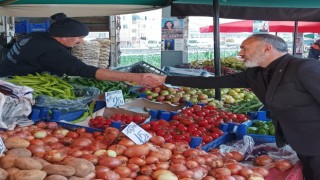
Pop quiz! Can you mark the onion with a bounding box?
[36,121,47,128]
[124,144,151,158]
[128,157,146,166]
[71,137,92,148]
[108,144,127,155]
[171,158,186,165]
[152,169,175,179]
[46,122,59,130]
[140,164,156,176]
[150,135,165,146]
[69,149,83,157]
[203,176,217,180]
[135,175,152,180]
[240,168,253,178]
[161,143,176,150]
[81,154,98,165]
[173,142,190,154]
[27,144,46,154]
[225,163,243,175]
[210,167,232,177]
[186,160,199,169]
[128,171,137,179]
[96,170,121,180]
[29,139,45,146]
[158,171,178,180]
[252,167,269,177]
[274,159,293,171]
[188,156,206,165]
[43,149,67,163]
[127,163,140,173]
[230,151,244,162]
[177,170,194,179]
[183,149,201,158]
[98,156,122,169]
[169,164,187,174]
[115,155,129,164]
[146,155,160,164]
[191,166,208,180]
[33,130,47,138]
[42,136,59,144]
[232,175,246,180]
[149,148,172,161]
[118,138,135,147]
[53,129,69,136]
[216,175,236,180]
[114,166,131,178]
[171,153,185,160]
[155,162,170,170]
[255,155,273,166]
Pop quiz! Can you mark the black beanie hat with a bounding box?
[48,13,89,37]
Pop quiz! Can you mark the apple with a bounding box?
[152,87,161,93]
[160,90,169,96]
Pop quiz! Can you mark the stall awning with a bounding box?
[200,20,320,33]
[0,0,170,17]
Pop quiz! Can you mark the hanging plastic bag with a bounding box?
[0,93,34,130]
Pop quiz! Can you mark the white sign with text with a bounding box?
[105,90,125,107]
[122,122,152,145]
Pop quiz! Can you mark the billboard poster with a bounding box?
[161,18,184,50]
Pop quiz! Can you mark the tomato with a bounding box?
[211,133,219,139]
[198,119,209,127]
[205,105,216,110]
[202,135,213,143]
[140,123,151,130]
[183,119,193,126]
[163,134,173,142]
[196,111,206,117]
[211,127,224,136]
[181,109,192,115]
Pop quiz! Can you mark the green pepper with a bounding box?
[257,129,268,135]
[247,127,258,134]
[268,126,275,135]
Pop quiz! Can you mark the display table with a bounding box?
[266,163,303,180]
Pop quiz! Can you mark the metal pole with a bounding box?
[213,0,221,100]
[292,21,298,56]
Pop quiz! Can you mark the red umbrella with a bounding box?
[200,20,320,33]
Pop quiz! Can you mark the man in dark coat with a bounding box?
[155,34,320,180]
[307,40,320,59]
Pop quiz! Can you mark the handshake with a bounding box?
[137,73,167,88]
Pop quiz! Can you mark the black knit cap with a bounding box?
[48,13,89,37]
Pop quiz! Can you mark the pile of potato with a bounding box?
[0,137,95,180]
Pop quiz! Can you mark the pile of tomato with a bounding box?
[89,114,147,129]
[141,105,249,145]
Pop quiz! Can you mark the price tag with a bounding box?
[0,137,5,155]
[105,90,125,107]
[122,122,152,145]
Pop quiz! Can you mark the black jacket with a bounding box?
[0,32,98,78]
[166,54,320,155]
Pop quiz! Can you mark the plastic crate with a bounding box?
[236,120,275,144]
[29,107,87,122]
[56,121,103,133]
[111,61,170,76]
[201,133,227,152]
[15,20,50,34]
[162,66,214,77]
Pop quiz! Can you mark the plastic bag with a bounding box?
[0,93,34,130]
[219,135,255,156]
[34,84,100,113]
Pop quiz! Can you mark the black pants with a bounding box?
[297,153,320,180]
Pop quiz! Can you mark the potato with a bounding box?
[44,175,68,180]
[6,148,32,157]
[0,154,16,169]
[14,157,43,170]
[5,137,30,149]
[42,164,75,177]
[10,169,47,180]
[32,157,51,167]
[6,167,19,176]
[62,157,95,177]
[0,168,8,180]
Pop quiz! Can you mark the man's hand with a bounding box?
[138,73,166,88]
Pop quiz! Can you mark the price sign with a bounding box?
[105,90,125,107]
[122,122,152,145]
[0,137,5,155]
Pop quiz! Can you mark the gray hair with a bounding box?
[247,34,288,52]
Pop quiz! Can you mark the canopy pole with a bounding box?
[213,0,221,100]
[292,21,298,56]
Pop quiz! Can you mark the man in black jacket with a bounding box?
[0,13,160,87]
[155,34,320,179]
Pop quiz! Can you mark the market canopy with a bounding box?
[200,20,320,33]
[171,0,320,21]
[0,0,169,17]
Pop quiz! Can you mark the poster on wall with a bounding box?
[161,18,184,51]
[253,20,269,33]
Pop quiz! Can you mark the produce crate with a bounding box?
[201,133,227,152]
[162,66,214,77]
[236,120,275,144]
[29,107,88,122]
[111,61,170,76]
[56,121,103,133]
[15,20,50,34]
